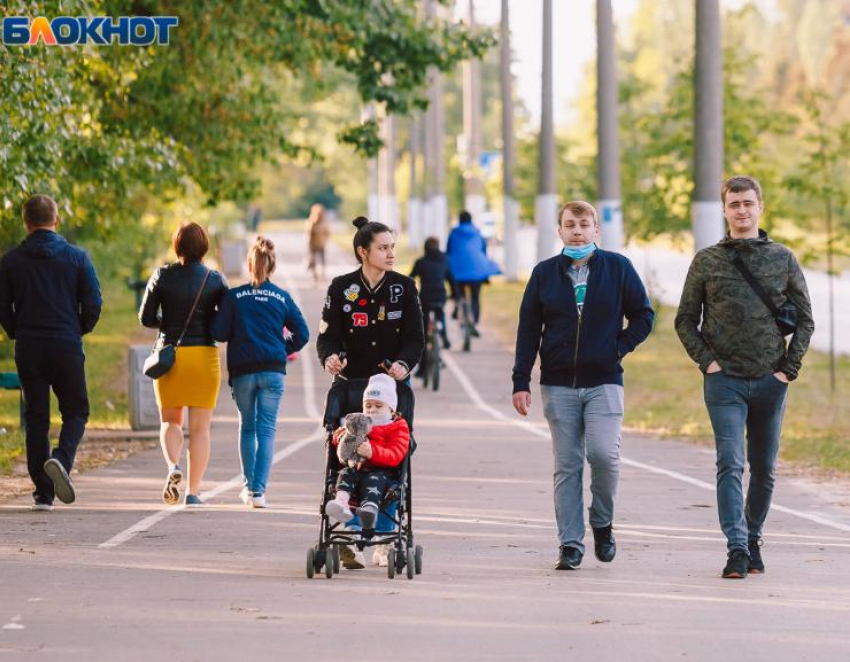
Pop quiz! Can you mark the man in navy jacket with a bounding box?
[0,195,102,509]
[512,201,653,571]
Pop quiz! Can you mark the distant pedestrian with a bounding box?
[139,222,228,507]
[0,194,102,510]
[675,175,814,579]
[512,200,654,571]
[306,203,331,283]
[211,236,309,508]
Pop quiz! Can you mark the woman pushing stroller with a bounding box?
[316,215,424,569]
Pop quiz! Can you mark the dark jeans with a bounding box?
[703,372,788,552]
[336,467,395,509]
[455,281,482,324]
[15,339,90,502]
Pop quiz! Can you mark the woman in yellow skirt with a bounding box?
[139,222,228,506]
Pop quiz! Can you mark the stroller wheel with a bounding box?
[387,548,396,579]
[306,547,315,579]
[325,551,334,579]
[406,548,415,580]
[414,545,424,575]
[331,545,341,574]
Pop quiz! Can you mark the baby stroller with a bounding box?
[306,376,423,580]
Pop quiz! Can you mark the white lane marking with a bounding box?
[441,352,850,534]
[100,266,324,550]
[2,615,25,630]
[278,269,322,423]
[98,428,324,549]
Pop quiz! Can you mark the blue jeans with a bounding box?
[541,384,624,554]
[704,372,788,552]
[231,372,284,496]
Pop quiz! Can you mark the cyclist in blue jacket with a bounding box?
[445,210,501,335]
[211,236,309,508]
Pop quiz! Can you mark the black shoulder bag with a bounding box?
[730,251,797,337]
[143,270,211,379]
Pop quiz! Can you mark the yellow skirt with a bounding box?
[154,346,221,409]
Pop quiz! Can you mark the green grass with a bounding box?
[0,281,146,473]
[484,279,850,474]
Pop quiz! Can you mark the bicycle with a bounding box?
[420,308,442,391]
[456,289,474,353]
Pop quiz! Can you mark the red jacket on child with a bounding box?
[332,417,410,470]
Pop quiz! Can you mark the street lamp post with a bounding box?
[693,0,725,251]
[501,0,518,281]
[535,0,557,262]
[596,0,624,252]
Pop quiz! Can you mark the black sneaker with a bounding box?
[593,524,616,562]
[722,549,750,579]
[32,497,54,512]
[43,458,75,504]
[554,545,583,570]
[748,539,765,574]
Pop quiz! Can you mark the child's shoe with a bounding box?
[356,503,379,530]
[326,497,353,524]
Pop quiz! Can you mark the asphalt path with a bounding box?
[2,229,849,661]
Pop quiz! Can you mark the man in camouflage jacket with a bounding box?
[675,176,814,579]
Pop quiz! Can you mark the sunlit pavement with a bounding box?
[1,229,849,662]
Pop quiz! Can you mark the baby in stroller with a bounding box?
[326,373,410,531]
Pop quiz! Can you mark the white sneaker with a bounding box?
[326,498,353,524]
[372,544,390,567]
[251,494,268,509]
[239,487,252,505]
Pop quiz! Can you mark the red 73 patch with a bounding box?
[352,312,368,327]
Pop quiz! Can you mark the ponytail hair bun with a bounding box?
[352,216,369,230]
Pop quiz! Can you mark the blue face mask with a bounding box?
[562,242,596,260]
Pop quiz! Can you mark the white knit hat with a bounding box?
[363,373,397,411]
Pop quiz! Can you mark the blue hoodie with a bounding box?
[211,280,309,383]
[0,230,102,343]
[446,222,501,283]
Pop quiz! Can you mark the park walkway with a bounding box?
[1,228,849,661]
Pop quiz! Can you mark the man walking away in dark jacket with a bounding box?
[512,200,654,572]
[0,195,102,510]
[675,176,814,579]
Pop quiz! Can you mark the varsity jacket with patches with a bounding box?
[316,269,424,379]
[674,230,814,380]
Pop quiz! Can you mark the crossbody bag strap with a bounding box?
[730,251,780,317]
[175,270,212,347]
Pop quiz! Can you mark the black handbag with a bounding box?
[143,270,211,379]
[730,251,797,337]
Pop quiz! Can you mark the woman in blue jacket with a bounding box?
[211,236,309,508]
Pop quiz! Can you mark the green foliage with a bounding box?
[783,91,850,267]
[1,0,492,265]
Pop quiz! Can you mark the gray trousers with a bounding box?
[541,384,624,553]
